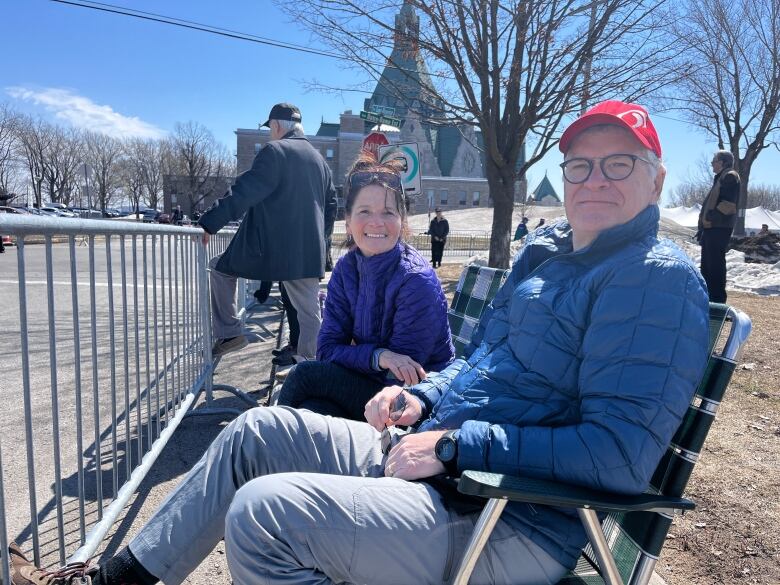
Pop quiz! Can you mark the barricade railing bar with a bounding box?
[0,215,242,580]
[330,228,491,258]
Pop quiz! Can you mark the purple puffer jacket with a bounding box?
[317,242,454,383]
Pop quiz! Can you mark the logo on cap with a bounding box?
[617,110,647,129]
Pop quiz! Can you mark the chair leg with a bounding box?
[577,508,624,585]
[452,498,507,585]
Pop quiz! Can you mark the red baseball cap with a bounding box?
[559,100,662,158]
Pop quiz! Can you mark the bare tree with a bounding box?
[665,0,780,235]
[85,131,124,213]
[282,0,678,266]
[43,126,84,205]
[666,154,712,207]
[15,115,55,208]
[746,184,780,210]
[0,104,22,202]
[139,139,167,210]
[169,122,232,214]
[121,139,148,218]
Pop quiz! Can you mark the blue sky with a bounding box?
[3,0,779,205]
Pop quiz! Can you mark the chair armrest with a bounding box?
[457,470,695,514]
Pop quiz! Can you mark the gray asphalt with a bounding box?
[0,241,281,583]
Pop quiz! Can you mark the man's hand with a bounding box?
[201,230,210,246]
[384,430,447,480]
[365,386,422,432]
[378,350,427,386]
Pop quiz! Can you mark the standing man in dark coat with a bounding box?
[199,103,337,358]
[427,207,449,268]
[697,149,740,302]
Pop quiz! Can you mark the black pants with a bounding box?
[700,228,732,303]
[279,282,300,349]
[431,240,445,267]
[276,361,385,420]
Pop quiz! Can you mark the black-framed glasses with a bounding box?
[347,171,404,197]
[560,154,654,184]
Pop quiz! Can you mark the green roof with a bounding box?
[531,174,560,201]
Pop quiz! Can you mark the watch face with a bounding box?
[436,437,456,462]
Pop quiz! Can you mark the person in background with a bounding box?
[427,207,449,268]
[758,223,769,236]
[513,216,529,241]
[276,153,454,419]
[170,205,183,226]
[534,217,546,230]
[697,149,740,303]
[198,102,336,359]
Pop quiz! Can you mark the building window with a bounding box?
[439,189,448,205]
[458,190,467,205]
[326,148,334,159]
[472,191,480,206]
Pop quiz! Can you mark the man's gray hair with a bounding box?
[715,150,734,168]
[275,119,305,134]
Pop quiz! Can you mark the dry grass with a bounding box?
[436,264,780,585]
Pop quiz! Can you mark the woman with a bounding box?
[277,154,454,420]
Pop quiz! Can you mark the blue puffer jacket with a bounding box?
[412,205,710,569]
[317,242,454,383]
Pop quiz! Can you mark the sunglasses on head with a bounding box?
[347,171,404,197]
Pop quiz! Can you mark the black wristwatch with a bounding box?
[435,430,459,475]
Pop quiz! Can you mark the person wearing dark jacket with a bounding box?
[697,150,740,302]
[513,216,529,241]
[198,103,337,359]
[277,155,454,419]
[9,101,710,585]
[427,207,449,267]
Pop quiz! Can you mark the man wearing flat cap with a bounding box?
[9,101,710,585]
[197,103,336,360]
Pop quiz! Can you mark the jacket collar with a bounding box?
[531,205,660,262]
[354,241,403,281]
[281,128,306,140]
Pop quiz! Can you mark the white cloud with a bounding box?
[6,86,166,139]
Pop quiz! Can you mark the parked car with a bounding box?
[141,209,159,223]
[0,206,28,214]
[41,206,79,218]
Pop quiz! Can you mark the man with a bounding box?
[697,150,740,302]
[758,223,769,236]
[428,206,449,268]
[10,100,710,585]
[199,103,336,359]
[170,205,183,226]
[513,216,529,241]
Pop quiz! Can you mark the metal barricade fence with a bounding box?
[330,229,491,258]
[0,215,239,581]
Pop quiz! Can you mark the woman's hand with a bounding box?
[364,386,422,432]
[378,350,427,386]
[384,430,447,480]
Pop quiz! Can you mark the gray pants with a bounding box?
[129,407,567,585]
[208,256,321,359]
[208,255,242,340]
[279,277,321,359]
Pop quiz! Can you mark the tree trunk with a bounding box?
[733,160,753,236]
[486,164,515,269]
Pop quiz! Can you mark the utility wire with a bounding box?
[48,0,346,59]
